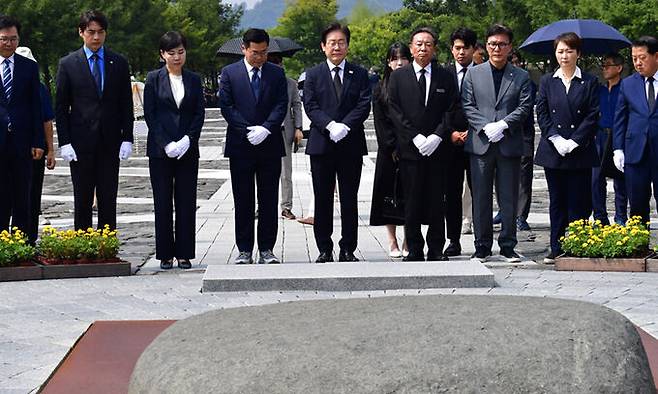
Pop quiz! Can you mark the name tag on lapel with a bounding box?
[436,88,445,93]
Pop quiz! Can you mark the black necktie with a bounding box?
[91,53,102,96]
[418,68,427,106]
[459,66,467,92]
[648,76,656,113]
[333,67,342,99]
[251,68,260,101]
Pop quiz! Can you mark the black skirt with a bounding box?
[370,147,404,226]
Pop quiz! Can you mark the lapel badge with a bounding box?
[436,88,445,93]
[348,70,354,74]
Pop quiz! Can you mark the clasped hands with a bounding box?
[246,125,271,145]
[548,135,579,157]
[413,134,442,156]
[165,135,191,159]
[482,120,508,143]
[326,121,350,143]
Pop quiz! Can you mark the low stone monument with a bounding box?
[129,295,655,393]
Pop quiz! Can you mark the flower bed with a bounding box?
[0,228,36,267]
[556,216,651,272]
[38,225,120,263]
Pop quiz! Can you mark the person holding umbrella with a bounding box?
[534,32,600,263]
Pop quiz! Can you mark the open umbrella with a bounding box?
[519,19,631,55]
[216,37,303,58]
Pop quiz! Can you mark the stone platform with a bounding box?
[202,261,495,292]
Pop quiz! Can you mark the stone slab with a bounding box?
[129,295,656,393]
[202,261,495,292]
[556,256,647,272]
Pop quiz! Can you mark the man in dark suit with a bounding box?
[303,22,371,263]
[0,15,44,234]
[462,24,532,262]
[388,27,462,262]
[55,10,133,231]
[219,28,288,264]
[443,27,477,257]
[613,36,658,225]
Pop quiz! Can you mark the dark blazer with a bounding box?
[55,47,134,153]
[303,61,371,156]
[462,62,533,157]
[535,71,600,169]
[219,60,287,158]
[143,67,205,158]
[388,62,462,160]
[613,72,658,164]
[0,53,44,156]
[446,63,469,132]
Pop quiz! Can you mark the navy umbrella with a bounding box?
[519,19,631,55]
[216,37,303,58]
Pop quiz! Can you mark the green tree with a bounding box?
[271,0,339,78]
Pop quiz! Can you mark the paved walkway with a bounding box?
[2,109,658,393]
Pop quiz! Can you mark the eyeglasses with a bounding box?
[0,36,19,44]
[326,40,347,49]
[487,42,510,49]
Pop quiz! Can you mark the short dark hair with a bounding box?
[603,52,624,66]
[632,36,658,54]
[475,41,486,51]
[321,22,350,45]
[554,32,582,53]
[486,24,513,43]
[242,28,269,48]
[159,31,187,52]
[79,10,108,32]
[0,15,21,35]
[410,27,437,45]
[268,53,283,65]
[509,49,524,64]
[450,27,477,48]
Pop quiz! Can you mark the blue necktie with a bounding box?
[251,67,260,101]
[91,53,102,96]
[2,58,12,101]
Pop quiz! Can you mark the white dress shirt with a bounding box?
[553,66,582,94]
[0,54,15,78]
[169,73,184,108]
[455,61,473,90]
[645,70,658,103]
[243,57,261,82]
[412,61,431,106]
[327,59,346,83]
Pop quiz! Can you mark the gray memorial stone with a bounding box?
[129,295,655,393]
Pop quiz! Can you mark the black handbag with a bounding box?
[600,128,624,180]
[381,166,405,222]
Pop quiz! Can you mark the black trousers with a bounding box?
[70,145,120,230]
[517,154,534,220]
[443,146,471,242]
[230,156,281,252]
[544,167,592,255]
[310,154,363,254]
[400,158,445,256]
[0,144,32,234]
[28,157,45,243]
[149,155,199,260]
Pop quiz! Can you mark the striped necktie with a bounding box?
[2,58,12,101]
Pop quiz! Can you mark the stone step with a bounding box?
[202,261,495,292]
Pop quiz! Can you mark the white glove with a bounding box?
[564,139,579,154]
[176,135,190,160]
[165,142,179,158]
[412,134,427,151]
[549,135,570,156]
[483,123,504,143]
[613,149,624,172]
[419,134,442,156]
[119,141,133,161]
[327,121,349,142]
[60,143,78,162]
[246,125,270,145]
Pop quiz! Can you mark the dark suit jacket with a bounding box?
[303,61,371,156]
[219,60,288,158]
[388,62,462,161]
[0,53,44,156]
[613,72,658,164]
[535,71,600,169]
[462,62,532,157]
[55,47,134,153]
[143,67,205,158]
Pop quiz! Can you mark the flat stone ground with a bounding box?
[2,109,658,393]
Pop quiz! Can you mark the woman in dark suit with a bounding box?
[144,31,205,269]
[369,42,412,258]
[535,32,599,263]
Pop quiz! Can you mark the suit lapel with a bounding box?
[495,63,514,106]
[103,50,113,99]
[159,67,177,108]
[241,62,258,104]
[566,76,585,116]
[340,62,353,103]
[181,69,192,108]
[258,64,269,104]
[635,73,652,114]
[76,48,99,97]
[320,62,339,106]
[426,62,440,109]
[481,64,497,108]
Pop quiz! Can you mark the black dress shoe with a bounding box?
[178,259,192,269]
[160,259,173,270]
[427,253,449,261]
[403,253,424,262]
[443,242,462,257]
[338,250,359,262]
[316,251,333,263]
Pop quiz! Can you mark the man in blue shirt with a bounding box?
[592,53,627,225]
